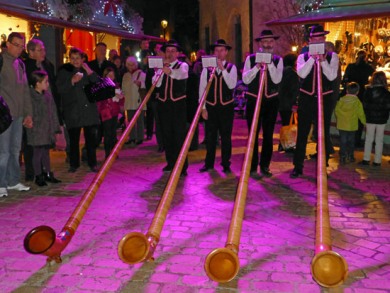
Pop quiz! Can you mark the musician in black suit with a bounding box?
[199,39,237,174]
[290,25,339,178]
[243,30,283,177]
[152,40,189,176]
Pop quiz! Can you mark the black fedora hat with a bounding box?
[255,30,280,41]
[161,39,183,52]
[209,39,232,50]
[309,25,329,37]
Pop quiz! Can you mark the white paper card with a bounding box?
[255,52,272,64]
[202,56,217,68]
[148,56,164,69]
[309,43,325,55]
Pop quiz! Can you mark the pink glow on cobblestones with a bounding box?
[0,119,389,292]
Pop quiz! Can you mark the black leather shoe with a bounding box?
[260,167,272,177]
[35,175,47,187]
[162,165,172,172]
[290,168,303,178]
[222,167,231,174]
[44,172,61,183]
[199,166,212,172]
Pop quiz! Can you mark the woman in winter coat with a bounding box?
[27,70,61,186]
[56,47,100,173]
[361,71,390,166]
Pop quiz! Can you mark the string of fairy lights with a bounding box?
[297,0,324,14]
[32,0,142,33]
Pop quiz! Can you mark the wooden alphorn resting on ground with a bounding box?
[117,67,217,265]
[23,72,164,263]
[204,66,266,283]
[310,58,348,287]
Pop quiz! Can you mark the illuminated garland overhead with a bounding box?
[31,0,143,33]
[297,0,324,14]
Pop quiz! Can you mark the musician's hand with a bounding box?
[162,66,171,75]
[318,54,326,62]
[217,59,224,71]
[201,109,208,120]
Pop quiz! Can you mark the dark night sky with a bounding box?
[127,0,199,52]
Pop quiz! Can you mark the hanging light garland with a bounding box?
[31,0,143,33]
[297,0,324,14]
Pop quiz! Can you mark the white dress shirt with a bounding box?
[198,60,237,104]
[242,53,283,85]
[152,60,189,87]
[297,52,339,81]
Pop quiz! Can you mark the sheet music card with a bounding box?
[202,56,217,68]
[148,56,164,69]
[255,52,272,64]
[309,43,325,55]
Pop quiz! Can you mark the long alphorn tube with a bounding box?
[310,58,348,287]
[23,72,164,263]
[204,66,267,282]
[117,67,217,264]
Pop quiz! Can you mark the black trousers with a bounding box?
[146,100,154,137]
[158,99,188,171]
[32,145,50,176]
[279,110,293,126]
[204,103,234,168]
[102,116,117,159]
[150,100,164,148]
[293,93,333,170]
[22,128,34,179]
[68,125,98,169]
[246,96,279,171]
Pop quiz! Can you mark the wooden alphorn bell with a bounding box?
[204,65,267,282]
[117,67,217,264]
[310,58,348,287]
[23,71,164,263]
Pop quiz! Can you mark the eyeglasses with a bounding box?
[10,42,25,49]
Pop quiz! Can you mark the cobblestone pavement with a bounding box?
[0,117,389,293]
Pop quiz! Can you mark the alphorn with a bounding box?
[310,58,348,287]
[204,65,267,282]
[117,67,217,264]
[23,71,164,263]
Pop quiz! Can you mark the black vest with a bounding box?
[299,52,334,96]
[158,61,187,102]
[246,54,281,99]
[205,63,234,106]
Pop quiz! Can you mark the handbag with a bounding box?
[0,95,12,134]
[280,112,298,150]
[84,77,116,103]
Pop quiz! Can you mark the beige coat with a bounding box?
[122,69,146,110]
